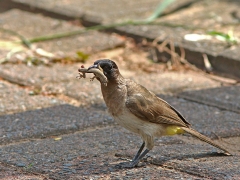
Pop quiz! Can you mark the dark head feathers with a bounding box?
[93,59,120,81]
[94,59,118,69]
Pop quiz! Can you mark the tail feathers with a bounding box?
[181,127,231,156]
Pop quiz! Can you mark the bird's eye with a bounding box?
[108,65,112,70]
[103,65,112,71]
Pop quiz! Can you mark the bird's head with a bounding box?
[88,59,120,82]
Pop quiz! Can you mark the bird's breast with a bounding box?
[101,83,127,116]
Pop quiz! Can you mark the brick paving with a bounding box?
[0,0,239,179]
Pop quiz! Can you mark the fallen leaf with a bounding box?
[54,137,62,141]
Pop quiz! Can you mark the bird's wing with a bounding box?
[125,80,190,127]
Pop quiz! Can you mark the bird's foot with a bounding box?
[115,161,145,169]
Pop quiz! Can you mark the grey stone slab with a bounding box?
[0,63,106,106]
[215,46,240,79]
[0,104,113,145]
[12,0,198,23]
[0,63,221,106]
[0,127,238,179]
[165,156,240,180]
[79,166,202,180]
[133,71,221,94]
[0,62,220,91]
[1,90,239,145]
[149,137,240,180]
[61,80,105,107]
[0,162,45,180]
[0,9,123,56]
[0,63,79,86]
[0,80,63,115]
[178,85,240,114]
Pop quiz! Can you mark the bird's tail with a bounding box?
[181,127,231,156]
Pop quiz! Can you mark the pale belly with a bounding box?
[113,108,166,137]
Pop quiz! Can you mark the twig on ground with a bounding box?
[149,37,240,85]
[202,53,213,73]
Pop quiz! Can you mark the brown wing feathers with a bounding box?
[126,80,190,128]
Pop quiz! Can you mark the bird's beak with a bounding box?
[87,64,98,70]
[85,63,107,86]
[88,64,104,73]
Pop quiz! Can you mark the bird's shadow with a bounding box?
[149,151,228,166]
[71,151,228,177]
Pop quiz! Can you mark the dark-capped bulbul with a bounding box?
[86,59,231,168]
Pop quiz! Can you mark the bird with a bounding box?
[86,59,231,168]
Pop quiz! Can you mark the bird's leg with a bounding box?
[116,142,150,169]
[132,142,145,162]
[130,149,150,167]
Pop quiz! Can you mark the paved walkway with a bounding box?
[0,0,239,179]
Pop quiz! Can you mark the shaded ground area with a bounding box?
[0,0,240,179]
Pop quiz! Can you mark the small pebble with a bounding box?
[16,162,25,167]
[62,167,72,172]
[63,163,72,167]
